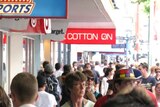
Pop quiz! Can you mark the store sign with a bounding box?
[26,18,51,34]
[51,29,65,35]
[111,44,126,48]
[0,0,67,18]
[10,18,51,34]
[62,28,116,44]
[0,0,35,14]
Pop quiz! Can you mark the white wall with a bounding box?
[9,33,23,88]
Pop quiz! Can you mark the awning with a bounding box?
[61,22,116,44]
[45,0,115,41]
[0,18,29,31]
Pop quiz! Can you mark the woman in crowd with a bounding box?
[0,85,11,107]
[100,67,114,96]
[83,70,102,102]
[61,71,95,107]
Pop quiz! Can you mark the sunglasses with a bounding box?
[87,77,94,81]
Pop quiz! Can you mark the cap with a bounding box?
[114,68,136,80]
[108,68,137,84]
[37,75,46,87]
[132,69,142,79]
[44,64,53,74]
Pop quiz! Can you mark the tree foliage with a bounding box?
[131,0,150,15]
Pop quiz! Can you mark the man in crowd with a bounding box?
[10,72,38,107]
[94,68,158,107]
[139,62,156,93]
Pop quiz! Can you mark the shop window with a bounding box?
[23,38,34,73]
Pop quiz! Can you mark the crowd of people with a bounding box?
[1,60,160,107]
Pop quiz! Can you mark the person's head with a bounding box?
[62,64,72,75]
[155,67,160,78]
[42,61,49,68]
[82,70,94,87]
[44,64,54,75]
[64,71,87,98]
[109,62,113,68]
[95,61,100,65]
[77,66,83,72]
[0,85,11,107]
[103,67,114,77]
[84,63,91,70]
[104,60,108,66]
[37,75,47,89]
[55,63,61,71]
[72,61,78,71]
[110,68,138,93]
[139,62,148,73]
[156,62,160,67]
[72,61,77,67]
[10,72,38,107]
[102,86,155,107]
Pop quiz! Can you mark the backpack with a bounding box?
[45,75,60,102]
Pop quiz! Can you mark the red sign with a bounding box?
[10,18,51,34]
[62,28,116,44]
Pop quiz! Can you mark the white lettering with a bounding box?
[66,33,99,40]
[101,33,113,40]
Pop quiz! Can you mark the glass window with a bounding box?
[23,38,34,73]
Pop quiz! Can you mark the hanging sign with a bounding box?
[62,28,116,44]
[0,0,67,18]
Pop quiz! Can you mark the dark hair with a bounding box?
[84,63,91,69]
[102,86,155,107]
[37,75,46,88]
[103,67,113,77]
[72,61,77,67]
[140,62,148,71]
[0,86,11,107]
[42,61,49,68]
[156,63,160,67]
[55,63,61,70]
[95,61,100,65]
[62,64,72,76]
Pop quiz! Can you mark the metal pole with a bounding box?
[67,44,71,64]
[63,44,67,64]
[126,38,129,68]
[58,42,61,63]
[0,32,3,86]
[147,15,150,72]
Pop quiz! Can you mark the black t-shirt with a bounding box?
[141,76,156,92]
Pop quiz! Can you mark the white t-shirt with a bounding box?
[54,70,63,78]
[100,77,109,96]
[35,91,57,107]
